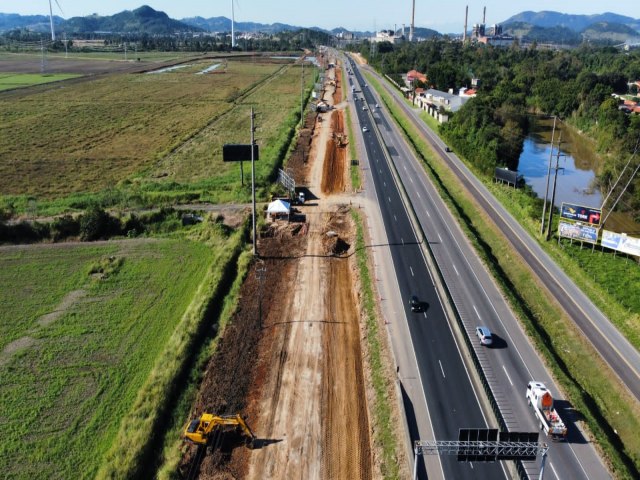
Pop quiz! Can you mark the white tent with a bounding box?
[267,199,291,219]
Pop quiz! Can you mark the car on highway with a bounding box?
[475,326,493,346]
[410,295,422,312]
[445,146,452,152]
[362,126,369,133]
[362,106,367,111]
[375,103,379,108]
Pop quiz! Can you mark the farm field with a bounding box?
[0,58,313,214]
[0,237,219,478]
[0,73,81,91]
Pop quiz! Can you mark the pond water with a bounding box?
[518,118,602,209]
[517,118,640,234]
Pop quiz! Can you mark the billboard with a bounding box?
[558,221,598,244]
[222,144,259,162]
[601,230,640,257]
[494,167,519,186]
[560,203,601,226]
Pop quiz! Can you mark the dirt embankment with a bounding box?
[180,60,373,480]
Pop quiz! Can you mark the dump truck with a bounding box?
[526,381,567,440]
[184,413,255,448]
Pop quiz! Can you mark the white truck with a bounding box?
[526,381,567,440]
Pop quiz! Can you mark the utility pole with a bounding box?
[251,107,257,256]
[546,133,565,241]
[540,116,557,235]
[300,61,305,127]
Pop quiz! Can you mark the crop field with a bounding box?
[0,237,218,478]
[0,73,81,91]
[0,58,312,213]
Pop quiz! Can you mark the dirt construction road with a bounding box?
[181,60,375,479]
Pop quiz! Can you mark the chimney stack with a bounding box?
[463,5,468,42]
[483,6,486,24]
[410,0,415,41]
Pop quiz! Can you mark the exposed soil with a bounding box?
[180,59,373,479]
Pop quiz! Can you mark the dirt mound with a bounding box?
[333,68,342,105]
[320,111,347,194]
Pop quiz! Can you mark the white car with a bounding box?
[362,126,369,132]
[475,326,493,346]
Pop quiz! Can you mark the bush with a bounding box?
[51,215,80,241]
[79,206,121,241]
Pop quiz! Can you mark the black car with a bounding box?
[410,295,421,312]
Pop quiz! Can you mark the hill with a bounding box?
[180,16,302,34]
[64,5,199,34]
[502,10,640,32]
[0,13,63,33]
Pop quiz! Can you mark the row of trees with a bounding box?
[348,39,640,218]
[0,28,331,53]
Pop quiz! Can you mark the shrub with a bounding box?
[79,206,121,241]
[51,214,80,241]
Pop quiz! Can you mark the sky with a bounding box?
[0,1,637,33]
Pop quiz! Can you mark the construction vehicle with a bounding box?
[333,132,349,147]
[184,413,255,448]
[526,381,567,440]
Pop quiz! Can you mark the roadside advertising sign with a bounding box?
[560,203,602,226]
[601,230,640,257]
[558,221,598,244]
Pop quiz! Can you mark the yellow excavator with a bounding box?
[184,413,255,448]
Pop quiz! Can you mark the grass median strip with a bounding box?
[352,210,401,480]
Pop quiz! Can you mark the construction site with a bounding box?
[178,60,402,479]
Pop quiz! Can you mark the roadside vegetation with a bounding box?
[352,210,401,480]
[366,71,640,477]
[0,221,234,478]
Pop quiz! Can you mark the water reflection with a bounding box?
[518,118,602,207]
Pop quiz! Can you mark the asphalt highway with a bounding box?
[348,60,506,480]
[347,57,611,479]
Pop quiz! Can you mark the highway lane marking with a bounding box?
[502,365,514,387]
[426,210,431,218]
[416,191,421,199]
[439,360,446,378]
[550,461,559,480]
[473,304,481,320]
[401,238,404,245]
[452,264,459,276]
[384,181,387,187]
[410,176,414,184]
[423,311,427,318]
[394,214,397,221]
[437,233,442,242]
[388,196,391,203]
[469,463,474,469]
[410,266,414,277]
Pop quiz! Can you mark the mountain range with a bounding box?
[0,6,638,44]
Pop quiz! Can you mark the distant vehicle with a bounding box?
[410,295,421,312]
[362,106,367,111]
[475,326,493,346]
[445,146,452,152]
[375,103,379,108]
[362,126,369,132]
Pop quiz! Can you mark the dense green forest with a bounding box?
[349,39,640,221]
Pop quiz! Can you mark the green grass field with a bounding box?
[0,59,314,216]
[0,237,220,478]
[0,72,81,91]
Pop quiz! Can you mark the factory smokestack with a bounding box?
[410,0,415,41]
[483,6,486,24]
[463,5,468,43]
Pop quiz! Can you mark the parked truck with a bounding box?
[526,381,567,440]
